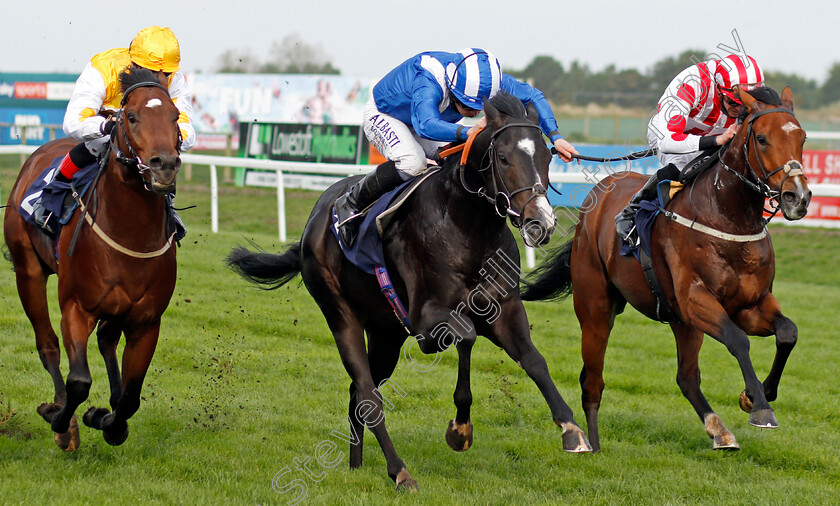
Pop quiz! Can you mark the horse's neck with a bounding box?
[97,159,167,236]
[696,148,767,230]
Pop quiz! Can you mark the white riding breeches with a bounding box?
[362,96,446,178]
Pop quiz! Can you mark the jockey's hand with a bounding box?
[99,116,117,137]
[466,116,487,138]
[553,138,578,163]
[716,123,740,145]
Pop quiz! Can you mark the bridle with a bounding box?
[457,122,548,228]
[110,81,182,191]
[718,106,805,219]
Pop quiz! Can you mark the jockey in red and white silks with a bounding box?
[647,54,764,169]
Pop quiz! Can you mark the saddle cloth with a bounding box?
[330,167,440,275]
[18,156,99,234]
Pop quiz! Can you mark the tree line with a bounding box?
[215,39,839,110]
[510,50,840,110]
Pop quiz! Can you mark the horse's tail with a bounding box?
[520,240,574,301]
[226,243,302,290]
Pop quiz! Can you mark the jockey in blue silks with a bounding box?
[334,48,578,247]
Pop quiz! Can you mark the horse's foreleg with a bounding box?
[50,302,96,435]
[414,301,477,452]
[84,324,159,446]
[96,320,123,410]
[489,302,591,453]
[733,294,797,408]
[681,287,777,429]
[670,322,739,450]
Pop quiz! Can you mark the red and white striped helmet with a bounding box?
[715,54,764,104]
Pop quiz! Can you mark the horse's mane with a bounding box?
[487,91,527,119]
[745,86,782,106]
[119,67,166,95]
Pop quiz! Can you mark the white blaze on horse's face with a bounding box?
[517,139,536,158]
[781,122,800,134]
[145,98,163,108]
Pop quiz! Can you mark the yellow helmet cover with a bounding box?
[129,26,180,73]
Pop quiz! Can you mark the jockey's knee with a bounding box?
[393,151,428,178]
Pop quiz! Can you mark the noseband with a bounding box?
[110,81,182,190]
[719,107,805,217]
[459,122,548,228]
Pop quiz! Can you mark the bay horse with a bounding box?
[3,67,182,450]
[522,86,811,451]
[227,92,591,491]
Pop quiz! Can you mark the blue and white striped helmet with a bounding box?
[446,48,502,110]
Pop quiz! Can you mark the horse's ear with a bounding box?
[737,86,759,112]
[781,86,795,111]
[484,100,504,130]
[525,102,540,126]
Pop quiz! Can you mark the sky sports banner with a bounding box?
[187,74,373,135]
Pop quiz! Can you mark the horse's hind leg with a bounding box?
[345,327,405,469]
[334,321,417,491]
[576,294,615,453]
[7,244,79,450]
[733,293,797,410]
[670,323,739,450]
[84,324,159,446]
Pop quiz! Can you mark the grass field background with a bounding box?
[1,157,839,504]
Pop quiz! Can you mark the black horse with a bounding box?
[227,92,591,491]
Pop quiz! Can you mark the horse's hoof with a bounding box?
[49,411,71,434]
[712,433,740,450]
[54,415,80,452]
[103,423,129,446]
[749,408,778,429]
[395,468,418,493]
[561,423,593,453]
[37,402,61,423]
[82,407,110,429]
[445,419,473,452]
[739,390,753,413]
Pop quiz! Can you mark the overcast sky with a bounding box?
[3,0,836,83]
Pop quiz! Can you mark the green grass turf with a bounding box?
[1,157,839,504]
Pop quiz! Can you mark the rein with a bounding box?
[454,122,547,228]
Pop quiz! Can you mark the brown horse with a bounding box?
[522,86,811,451]
[3,67,181,450]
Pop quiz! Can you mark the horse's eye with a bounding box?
[498,154,508,164]
[127,112,137,124]
[756,135,768,146]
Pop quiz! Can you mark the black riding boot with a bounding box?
[335,161,404,247]
[615,163,679,242]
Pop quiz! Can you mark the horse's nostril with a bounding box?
[782,191,797,204]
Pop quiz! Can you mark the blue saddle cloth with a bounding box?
[330,179,414,275]
[19,156,99,232]
[620,180,672,262]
